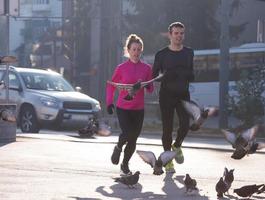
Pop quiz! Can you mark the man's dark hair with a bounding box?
[168,22,185,33]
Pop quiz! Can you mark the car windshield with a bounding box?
[20,72,74,91]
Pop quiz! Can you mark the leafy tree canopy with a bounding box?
[124,0,246,54]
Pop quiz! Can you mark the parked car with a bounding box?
[0,66,101,133]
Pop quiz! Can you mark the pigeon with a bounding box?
[184,174,198,193]
[257,184,265,194]
[222,124,265,159]
[215,177,228,198]
[0,109,16,122]
[181,100,218,131]
[124,80,142,100]
[78,127,94,138]
[77,117,98,138]
[107,73,163,101]
[136,150,176,175]
[234,184,264,198]
[223,167,234,193]
[78,118,111,137]
[113,171,140,188]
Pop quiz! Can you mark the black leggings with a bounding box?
[116,107,144,165]
[159,93,190,151]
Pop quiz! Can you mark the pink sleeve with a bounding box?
[146,65,154,93]
[106,67,120,106]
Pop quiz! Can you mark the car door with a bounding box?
[0,71,22,106]
[0,70,7,103]
[8,72,22,106]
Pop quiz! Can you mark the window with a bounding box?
[33,0,50,4]
[9,73,20,88]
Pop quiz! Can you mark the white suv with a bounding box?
[0,66,101,133]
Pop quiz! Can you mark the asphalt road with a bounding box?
[0,131,264,200]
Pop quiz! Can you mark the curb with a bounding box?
[16,133,265,155]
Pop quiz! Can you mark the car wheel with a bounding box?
[19,106,40,133]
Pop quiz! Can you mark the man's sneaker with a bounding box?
[172,145,184,164]
[120,163,132,176]
[165,160,175,173]
[111,145,122,165]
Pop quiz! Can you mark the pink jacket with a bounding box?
[106,59,154,110]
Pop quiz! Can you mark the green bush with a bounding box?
[228,65,265,129]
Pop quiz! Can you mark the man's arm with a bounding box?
[152,53,162,80]
[188,50,195,82]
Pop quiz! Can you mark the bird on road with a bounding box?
[184,174,198,193]
[215,177,228,198]
[78,118,111,138]
[234,184,264,198]
[222,124,265,159]
[136,150,176,175]
[181,100,218,131]
[113,171,140,188]
[223,167,234,193]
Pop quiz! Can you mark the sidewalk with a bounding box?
[16,130,265,154]
[1,131,264,200]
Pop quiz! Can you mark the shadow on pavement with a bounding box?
[0,142,14,148]
[162,173,209,199]
[96,183,167,199]
[226,194,265,200]
[70,135,97,139]
[69,197,101,200]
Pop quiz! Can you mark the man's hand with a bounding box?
[107,104,115,115]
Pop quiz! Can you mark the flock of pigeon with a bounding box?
[112,98,265,199]
[216,167,265,198]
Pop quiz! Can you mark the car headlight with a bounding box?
[95,103,101,111]
[40,97,59,108]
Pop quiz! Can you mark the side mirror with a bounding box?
[0,80,5,90]
[75,86,82,92]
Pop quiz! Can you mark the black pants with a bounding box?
[116,107,144,165]
[159,92,190,151]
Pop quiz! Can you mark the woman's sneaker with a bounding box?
[172,145,184,164]
[111,145,122,165]
[120,163,132,176]
[165,160,175,173]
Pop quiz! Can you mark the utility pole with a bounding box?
[219,0,230,128]
[4,0,10,103]
[257,19,264,42]
[88,0,101,99]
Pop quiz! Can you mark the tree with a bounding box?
[124,0,246,53]
[74,0,93,76]
[228,65,265,129]
[0,17,7,54]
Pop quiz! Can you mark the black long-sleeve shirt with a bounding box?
[152,46,194,97]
